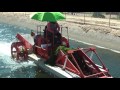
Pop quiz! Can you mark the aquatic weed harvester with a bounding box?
[10,12,112,78]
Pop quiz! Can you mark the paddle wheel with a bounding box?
[11,32,33,60]
[11,42,28,60]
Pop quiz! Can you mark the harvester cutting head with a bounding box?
[55,46,112,78]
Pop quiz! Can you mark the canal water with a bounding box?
[0,23,120,78]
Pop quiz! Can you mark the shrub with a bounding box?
[92,12,105,18]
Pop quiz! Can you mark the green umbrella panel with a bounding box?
[30,12,66,22]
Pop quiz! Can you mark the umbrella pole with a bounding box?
[67,27,69,45]
[53,33,54,48]
[61,26,63,35]
[40,26,41,35]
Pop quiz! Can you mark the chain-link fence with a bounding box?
[0,12,32,17]
[64,12,120,29]
[1,12,120,29]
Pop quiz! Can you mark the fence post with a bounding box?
[84,12,85,24]
[109,13,111,27]
[65,12,66,21]
[13,12,15,15]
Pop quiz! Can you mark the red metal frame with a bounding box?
[55,48,112,78]
[81,48,107,70]
[16,33,33,49]
[56,50,82,77]
[12,25,70,60]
